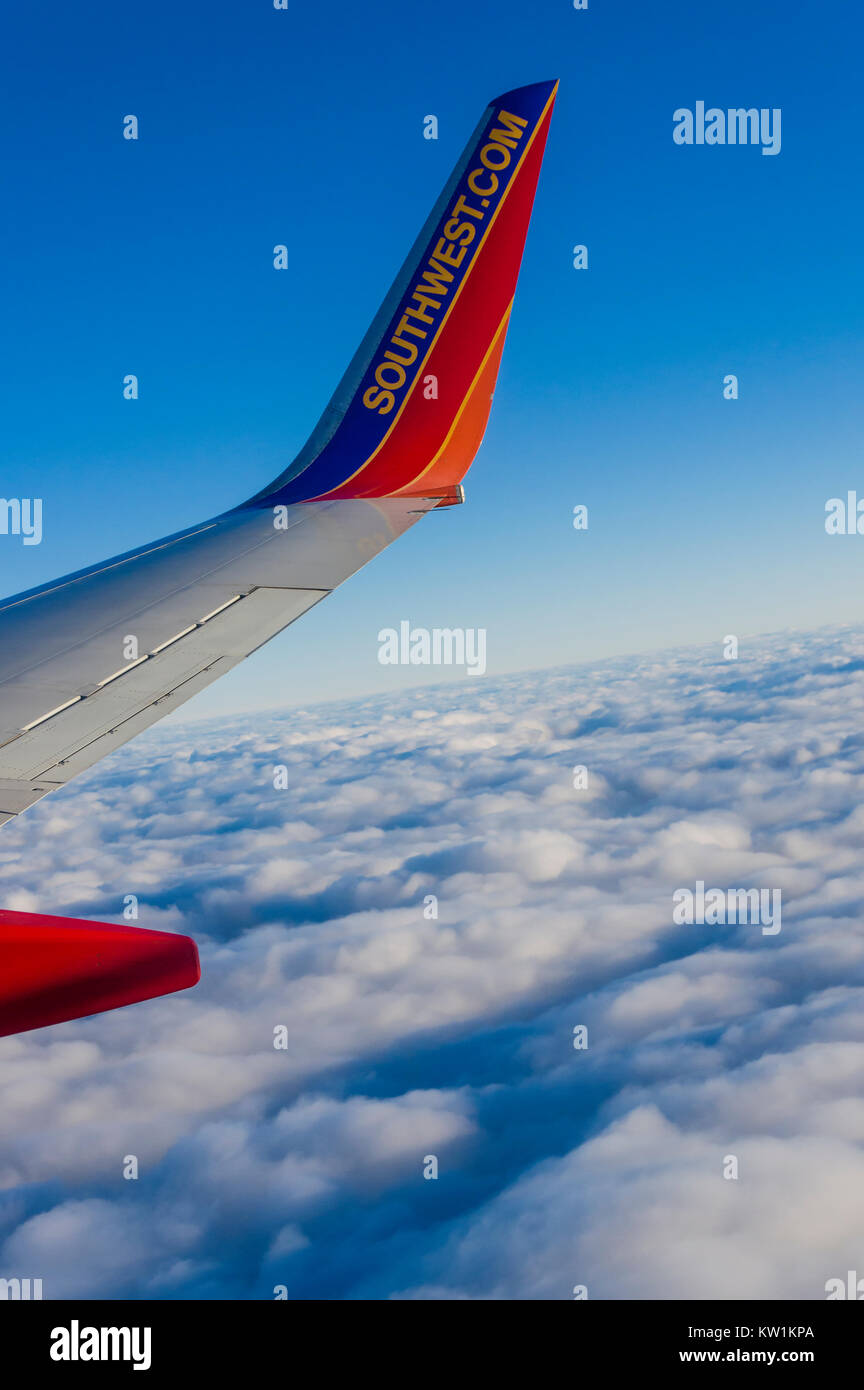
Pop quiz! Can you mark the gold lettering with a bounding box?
[442,217,475,246]
[480,141,511,170]
[384,341,418,367]
[394,314,428,340]
[405,293,439,324]
[363,385,395,414]
[490,109,528,144]
[452,193,484,221]
[416,258,454,299]
[468,167,498,197]
[376,360,406,390]
[432,236,467,268]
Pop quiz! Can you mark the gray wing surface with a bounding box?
[0,497,437,825]
[0,80,558,826]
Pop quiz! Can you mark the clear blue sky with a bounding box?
[1,0,861,715]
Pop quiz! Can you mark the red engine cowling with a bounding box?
[0,908,200,1037]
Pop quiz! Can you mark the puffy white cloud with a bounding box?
[1,624,864,1298]
[397,1106,864,1301]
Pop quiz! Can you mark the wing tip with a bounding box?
[491,78,560,109]
[243,79,559,509]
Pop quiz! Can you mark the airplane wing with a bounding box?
[0,79,557,828]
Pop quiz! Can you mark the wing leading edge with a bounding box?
[0,81,557,825]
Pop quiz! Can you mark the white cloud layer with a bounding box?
[2,624,864,1299]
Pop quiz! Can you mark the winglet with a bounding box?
[246,81,558,506]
